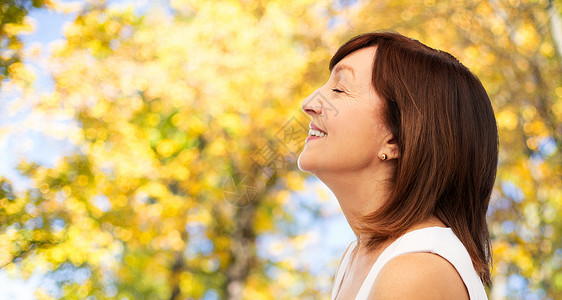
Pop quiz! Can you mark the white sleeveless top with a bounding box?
[331,227,488,300]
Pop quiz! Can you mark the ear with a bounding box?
[379,133,400,160]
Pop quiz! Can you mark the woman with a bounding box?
[298,32,497,299]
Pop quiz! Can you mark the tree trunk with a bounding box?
[225,202,258,300]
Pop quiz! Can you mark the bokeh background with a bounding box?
[0,0,561,299]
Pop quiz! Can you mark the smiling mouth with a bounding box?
[308,129,327,137]
[309,123,327,135]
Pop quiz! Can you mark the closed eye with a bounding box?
[332,88,344,93]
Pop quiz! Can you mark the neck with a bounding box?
[314,164,394,239]
[313,162,447,246]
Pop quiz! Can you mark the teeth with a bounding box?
[308,129,326,137]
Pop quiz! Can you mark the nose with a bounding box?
[301,90,323,116]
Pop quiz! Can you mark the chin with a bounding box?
[297,151,318,173]
[298,151,334,176]
[297,152,310,172]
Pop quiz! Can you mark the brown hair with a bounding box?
[330,32,498,284]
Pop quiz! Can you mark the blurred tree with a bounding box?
[0,0,344,299]
[0,0,50,86]
[2,0,561,299]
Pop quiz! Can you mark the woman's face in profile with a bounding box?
[298,46,393,176]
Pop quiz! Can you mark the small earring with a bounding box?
[381,154,387,160]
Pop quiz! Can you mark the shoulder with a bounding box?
[368,252,469,300]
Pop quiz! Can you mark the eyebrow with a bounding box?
[334,64,355,79]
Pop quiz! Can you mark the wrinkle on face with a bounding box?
[330,64,372,101]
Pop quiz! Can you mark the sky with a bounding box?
[0,4,76,190]
[0,4,76,299]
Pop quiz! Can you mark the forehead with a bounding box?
[332,46,376,83]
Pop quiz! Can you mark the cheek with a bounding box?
[332,109,380,140]
[334,109,388,154]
